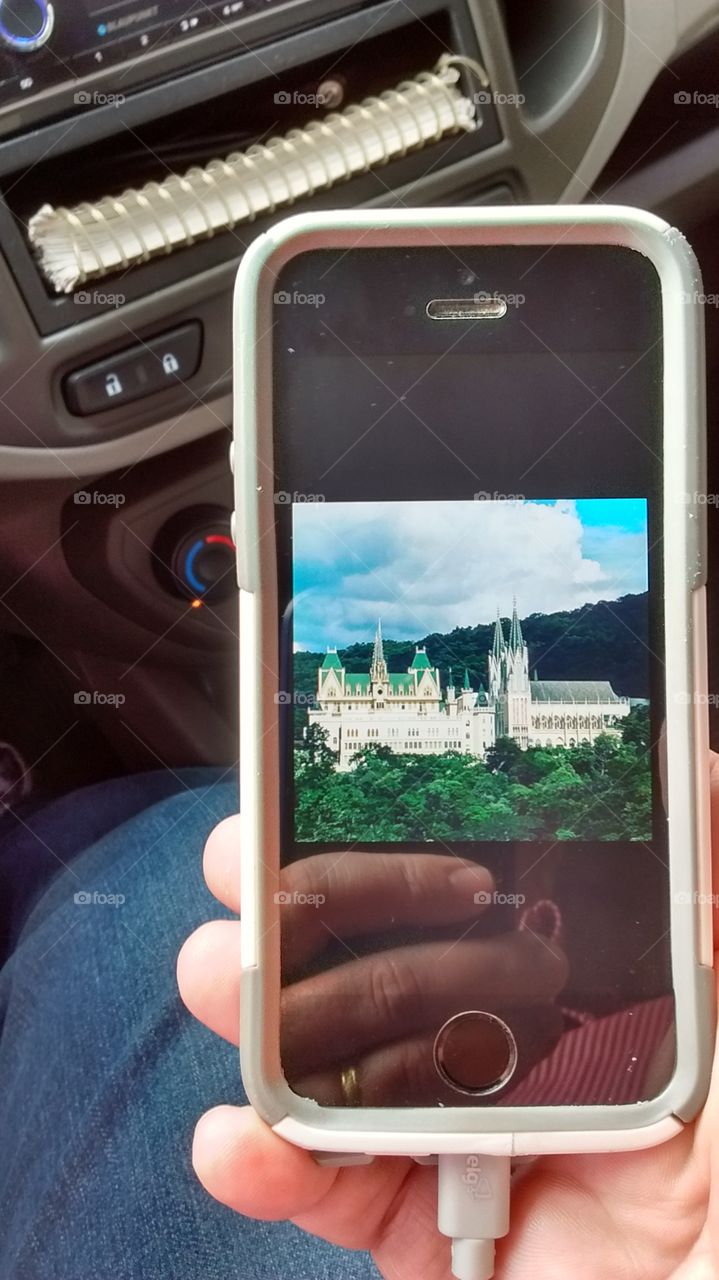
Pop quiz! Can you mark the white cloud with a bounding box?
[293,500,647,650]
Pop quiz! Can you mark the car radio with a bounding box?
[0,0,369,134]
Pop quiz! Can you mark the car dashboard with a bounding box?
[0,0,718,790]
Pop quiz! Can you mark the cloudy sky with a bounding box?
[291,498,648,652]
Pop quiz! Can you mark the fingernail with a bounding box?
[448,863,493,900]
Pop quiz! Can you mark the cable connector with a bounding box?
[437,1154,511,1280]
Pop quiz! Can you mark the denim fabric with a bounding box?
[0,771,380,1280]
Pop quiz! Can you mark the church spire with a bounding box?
[463,667,471,690]
[370,619,388,682]
[491,610,506,661]
[509,597,524,652]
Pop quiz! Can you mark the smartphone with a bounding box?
[234,207,714,1158]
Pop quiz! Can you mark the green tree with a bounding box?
[293,724,653,844]
[621,702,650,750]
[295,723,335,778]
[485,736,524,775]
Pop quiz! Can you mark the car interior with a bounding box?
[0,0,718,924]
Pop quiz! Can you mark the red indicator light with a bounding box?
[206,534,235,549]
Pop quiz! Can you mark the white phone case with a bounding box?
[234,206,713,1158]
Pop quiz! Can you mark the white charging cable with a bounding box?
[437,1154,511,1280]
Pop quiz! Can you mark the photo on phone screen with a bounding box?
[290,496,651,845]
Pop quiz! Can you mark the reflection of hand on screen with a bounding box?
[277,850,567,1106]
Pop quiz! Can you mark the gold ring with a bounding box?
[340,1065,361,1107]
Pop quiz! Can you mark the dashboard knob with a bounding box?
[153,507,237,605]
[0,0,54,51]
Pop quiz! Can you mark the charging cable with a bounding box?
[438,1154,511,1280]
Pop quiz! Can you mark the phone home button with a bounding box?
[433,1011,518,1097]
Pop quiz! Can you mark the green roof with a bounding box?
[410,649,432,670]
[321,651,343,669]
[346,675,370,692]
[389,674,413,692]
[341,674,428,694]
[321,669,442,696]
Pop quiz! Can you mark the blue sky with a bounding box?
[292,498,649,652]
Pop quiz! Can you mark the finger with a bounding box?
[193,1104,335,1218]
[297,1004,565,1106]
[176,910,519,1058]
[281,851,494,971]
[177,921,241,1044]
[201,822,495,969]
[192,1104,409,1247]
[203,815,242,914]
[282,929,568,1077]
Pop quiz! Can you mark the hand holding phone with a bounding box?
[224,206,713,1276]
[181,770,719,1280]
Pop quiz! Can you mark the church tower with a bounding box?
[369,620,388,682]
[488,601,530,747]
[446,665,457,717]
[488,611,506,703]
[503,598,530,748]
[369,620,389,705]
[457,667,478,713]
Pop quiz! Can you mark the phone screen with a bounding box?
[270,242,671,1109]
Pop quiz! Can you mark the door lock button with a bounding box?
[63,321,203,416]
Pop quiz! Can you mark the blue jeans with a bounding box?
[0,771,380,1280]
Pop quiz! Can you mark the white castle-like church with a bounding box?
[307,602,631,771]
